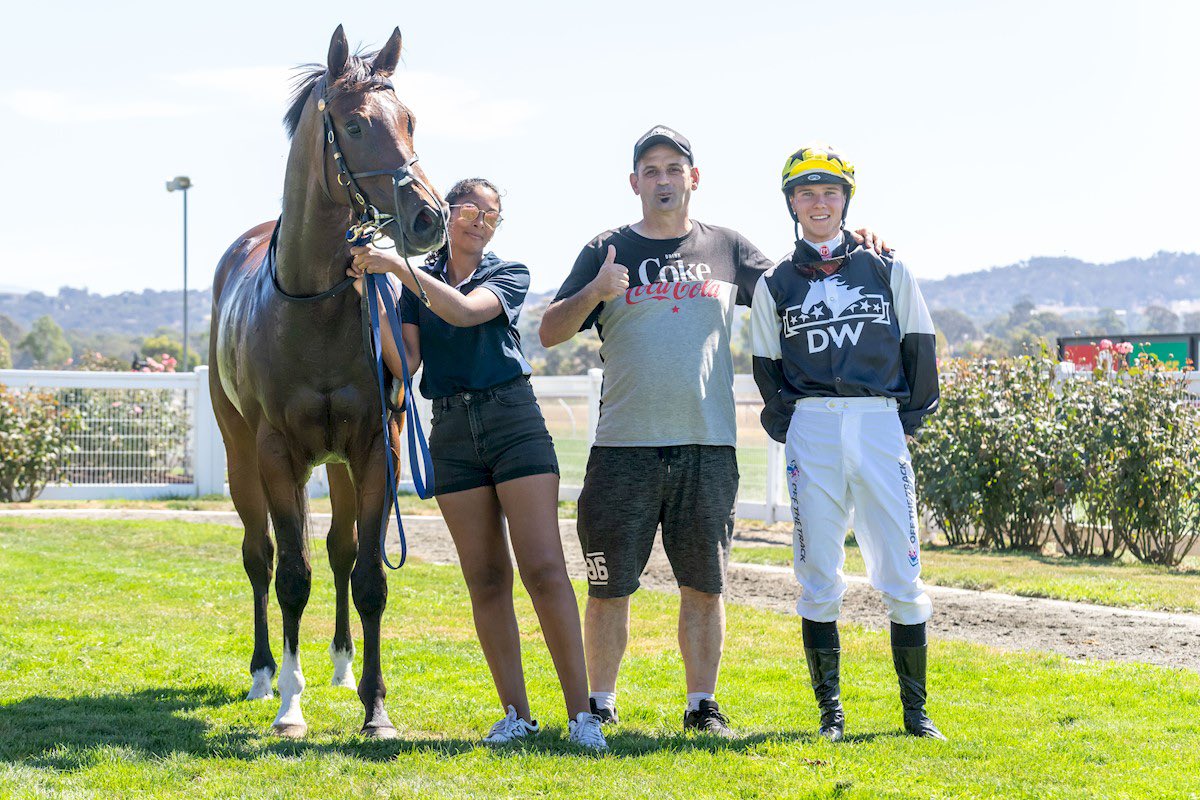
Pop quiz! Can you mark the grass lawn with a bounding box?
[730,541,1200,614]
[2,518,1199,798]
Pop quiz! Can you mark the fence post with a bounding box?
[586,368,603,448]
[766,439,785,522]
[193,366,225,496]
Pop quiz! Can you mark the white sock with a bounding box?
[686,692,715,712]
[590,691,616,712]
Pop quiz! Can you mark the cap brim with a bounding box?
[634,135,691,165]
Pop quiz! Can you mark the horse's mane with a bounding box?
[283,51,387,139]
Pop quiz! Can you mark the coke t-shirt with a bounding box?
[553,221,772,447]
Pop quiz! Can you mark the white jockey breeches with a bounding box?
[785,396,932,625]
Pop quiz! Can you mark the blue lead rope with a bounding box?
[363,269,435,570]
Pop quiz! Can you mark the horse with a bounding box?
[208,25,444,738]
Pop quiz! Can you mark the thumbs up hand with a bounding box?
[590,245,629,301]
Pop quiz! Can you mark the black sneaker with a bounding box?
[683,699,735,738]
[589,697,618,725]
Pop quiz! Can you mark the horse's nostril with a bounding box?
[412,207,437,237]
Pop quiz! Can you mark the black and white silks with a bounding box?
[749,239,940,443]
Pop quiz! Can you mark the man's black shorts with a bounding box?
[576,445,738,598]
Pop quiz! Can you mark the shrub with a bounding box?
[915,349,1200,565]
[0,385,79,502]
[1049,373,1127,558]
[1106,360,1200,566]
[912,359,985,546]
[972,354,1059,551]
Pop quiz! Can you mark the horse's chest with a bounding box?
[269,383,376,451]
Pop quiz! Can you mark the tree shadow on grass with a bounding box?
[0,687,913,768]
[0,685,478,767]
[0,685,247,769]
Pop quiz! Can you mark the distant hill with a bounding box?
[0,287,211,338]
[921,251,1200,318]
[1,249,1196,343]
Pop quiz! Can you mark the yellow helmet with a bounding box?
[781,145,856,223]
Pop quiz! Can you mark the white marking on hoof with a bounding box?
[247,667,274,700]
[272,648,306,732]
[329,644,357,689]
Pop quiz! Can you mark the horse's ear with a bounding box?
[372,28,403,77]
[327,25,350,80]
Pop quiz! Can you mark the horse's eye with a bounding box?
[346,121,362,137]
[407,116,414,136]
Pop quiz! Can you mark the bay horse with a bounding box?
[208,25,444,738]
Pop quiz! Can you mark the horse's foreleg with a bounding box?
[215,394,276,700]
[326,461,359,689]
[350,432,397,738]
[258,431,313,738]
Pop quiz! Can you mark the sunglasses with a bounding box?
[450,203,502,229]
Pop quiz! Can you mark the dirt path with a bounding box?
[6,509,1199,672]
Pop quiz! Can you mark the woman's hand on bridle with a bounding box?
[350,245,409,276]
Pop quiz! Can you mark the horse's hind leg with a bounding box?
[215,396,276,700]
[258,429,313,738]
[326,462,358,689]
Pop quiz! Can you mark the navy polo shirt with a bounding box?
[399,252,533,399]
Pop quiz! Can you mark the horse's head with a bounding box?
[287,26,445,255]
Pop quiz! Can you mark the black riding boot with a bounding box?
[802,619,844,742]
[891,622,947,740]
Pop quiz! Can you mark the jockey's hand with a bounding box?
[849,228,892,255]
[350,245,407,275]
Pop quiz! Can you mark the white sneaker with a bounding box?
[568,712,609,751]
[482,705,540,745]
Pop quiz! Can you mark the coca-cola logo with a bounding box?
[626,280,723,304]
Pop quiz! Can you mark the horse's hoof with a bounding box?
[272,723,308,739]
[361,723,398,740]
[247,668,274,700]
[329,647,357,690]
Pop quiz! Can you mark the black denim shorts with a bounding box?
[428,376,559,495]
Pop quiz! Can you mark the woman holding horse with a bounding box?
[347,178,607,751]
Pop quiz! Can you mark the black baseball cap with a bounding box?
[632,125,693,169]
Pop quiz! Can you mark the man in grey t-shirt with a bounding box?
[540,126,771,735]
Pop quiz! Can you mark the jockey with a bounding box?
[749,144,944,742]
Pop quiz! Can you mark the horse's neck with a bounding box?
[273,110,354,297]
[274,199,350,297]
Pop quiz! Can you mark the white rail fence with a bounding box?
[4,366,1198,522]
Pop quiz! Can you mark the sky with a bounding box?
[0,0,1197,296]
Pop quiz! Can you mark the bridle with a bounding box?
[270,74,445,305]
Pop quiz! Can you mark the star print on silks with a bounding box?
[672,306,680,313]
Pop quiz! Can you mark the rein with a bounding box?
[268,74,445,569]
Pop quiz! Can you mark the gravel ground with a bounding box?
[6,508,1199,672]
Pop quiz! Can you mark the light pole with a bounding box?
[165,176,192,371]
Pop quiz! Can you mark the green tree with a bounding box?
[0,333,11,369]
[1090,308,1125,335]
[1142,305,1180,334]
[140,333,198,369]
[18,316,71,368]
[930,308,979,346]
[0,314,22,347]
